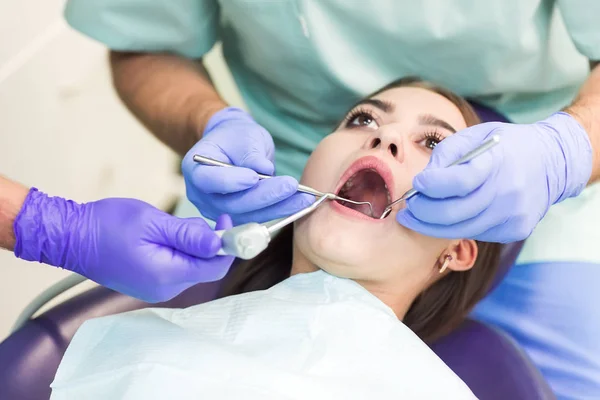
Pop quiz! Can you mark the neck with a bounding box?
[352,278,418,319]
[291,249,426,320]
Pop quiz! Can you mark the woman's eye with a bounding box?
[424,138,439,150]
[419,133,444,150]
[347,113,379,129]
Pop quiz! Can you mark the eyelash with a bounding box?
[419,131,444,150]
[343,107,380,129]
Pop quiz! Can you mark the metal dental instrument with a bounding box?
[193,154,374,216]
[379,135,501,219]
[216,195,330,259]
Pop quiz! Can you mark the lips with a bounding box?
[334,156,395,219]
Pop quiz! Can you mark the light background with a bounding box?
[0,0,243,340]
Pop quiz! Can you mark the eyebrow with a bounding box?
[418,114,456,133]
[352,98,395,113]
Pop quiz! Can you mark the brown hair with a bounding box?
[220,77,502,343]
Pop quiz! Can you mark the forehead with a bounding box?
[372,86,468,130]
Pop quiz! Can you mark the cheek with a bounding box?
[395,149,434,193]
[300,134,355,190]
[294,208,345,262]
[408,149,432,173]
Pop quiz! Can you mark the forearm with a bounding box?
[0,176,29,251]
[564,61,600,183]
[110,51,228,156]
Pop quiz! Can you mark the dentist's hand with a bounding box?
[182,107,313,225]
[397,112,592,243]
[13,191,235,303]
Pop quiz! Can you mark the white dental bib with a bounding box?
[51,270,475,399]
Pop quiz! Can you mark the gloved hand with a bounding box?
[182,107,313,225]
[397,112,592,243]
[13,189,235,303]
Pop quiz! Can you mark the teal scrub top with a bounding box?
[64,0,599,180]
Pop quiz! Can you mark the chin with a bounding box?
[294,208,385,280]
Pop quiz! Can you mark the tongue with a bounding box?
[338,169,389,218]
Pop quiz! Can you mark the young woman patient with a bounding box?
[50,78,501,399]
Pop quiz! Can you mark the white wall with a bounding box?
[0,1,242,341]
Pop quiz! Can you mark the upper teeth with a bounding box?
[341,174,357,192]
[384,182,391,203]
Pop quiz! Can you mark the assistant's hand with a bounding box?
[397,112,592,243]
[13,190,235,302]
[182,107,313,225]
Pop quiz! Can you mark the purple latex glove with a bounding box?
[182,107,313,225]
[13,189,234,303]
[397,112,592,243]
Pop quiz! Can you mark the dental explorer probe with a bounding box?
[216,195,330,260]
[379,135,501,219]
[193,154,374,215]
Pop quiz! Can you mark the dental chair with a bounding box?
[0,241,555,400]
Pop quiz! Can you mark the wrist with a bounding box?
[564,99,598,142]
[0,177,29,250]
[564,92,600,183]
[541,112,593,203]
[190,98,229,141]
[201,107,260,143]
[13,188,85,270]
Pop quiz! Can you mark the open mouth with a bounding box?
[335,158,393,219]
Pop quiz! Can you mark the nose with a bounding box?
[364,125,404,162]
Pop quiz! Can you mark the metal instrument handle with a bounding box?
[192,155,324,197]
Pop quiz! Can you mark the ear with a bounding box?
[440,239,478,272]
